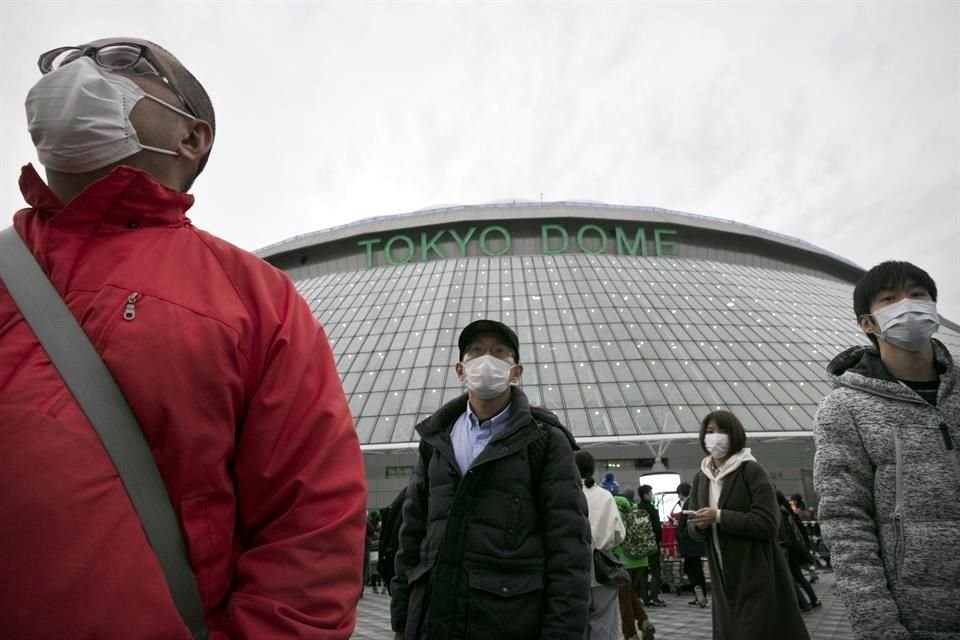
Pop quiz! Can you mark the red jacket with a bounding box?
[0,165,366,639]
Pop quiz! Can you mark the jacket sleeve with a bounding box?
[390,443,430,633]
[539,428,591,640]
[687,473,708,543]
[814,393,911,640]
[214,280,367,640]
[648,504,663,543]
[715,462,779,540]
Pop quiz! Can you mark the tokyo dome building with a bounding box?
[256,202,960,508]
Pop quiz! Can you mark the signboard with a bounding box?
[357,224,677,268]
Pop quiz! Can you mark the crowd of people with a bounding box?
[1,35,958,640]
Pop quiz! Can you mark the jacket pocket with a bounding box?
[468,569,543,597]
[467,570,544,639]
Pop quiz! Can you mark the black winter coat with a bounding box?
[390,388,591,640]
[688,460,809,640]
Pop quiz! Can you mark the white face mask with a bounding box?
[704,433,730,459]
[871,299,940,352]
[25,56,195,173]
[462,354,516,400]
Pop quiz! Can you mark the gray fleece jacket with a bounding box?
[814,339,960,640]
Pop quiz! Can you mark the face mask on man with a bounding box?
[704,433,730,459]
[462,354,516,399]
[25,56,195,173]
[871,299,940,352]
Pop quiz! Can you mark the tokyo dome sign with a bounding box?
[358,224,678,268]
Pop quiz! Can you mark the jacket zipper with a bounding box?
[123,292,140,321]
[893,428,905,580]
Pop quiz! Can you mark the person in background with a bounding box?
[814,261,960,639]
[676,482,708,608]
[0,37,366,639]
[789,494,815,522]
[577,450,626,640]
[687,410,809,640]
[600,471,621,495]
[613,488,655,640]
[390,320,591,640]
[377,486,407,596]
[776,491,821,612]
[788,493,819,583]
[636,485,665,607]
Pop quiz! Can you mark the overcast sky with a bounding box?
[2,1,958,323]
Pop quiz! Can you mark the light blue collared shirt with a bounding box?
[451,402,512,475]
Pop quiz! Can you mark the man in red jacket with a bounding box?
[0,38,366,639]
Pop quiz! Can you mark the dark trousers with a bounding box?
[683,556,707,591]
[787,554,817,606]
[617,567,649,638]
[638,552,662,601]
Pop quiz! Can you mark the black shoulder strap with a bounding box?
[527,417,556,493]
[0,227,206,639]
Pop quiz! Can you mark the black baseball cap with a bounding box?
[457,319,520,361]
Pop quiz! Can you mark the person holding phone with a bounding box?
[687,410,809,640]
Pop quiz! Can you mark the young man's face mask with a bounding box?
[871,298,940,352]
[25,56,195,173]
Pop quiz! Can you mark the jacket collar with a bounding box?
[827,339,956,403]
[18,163,194,232]
[417,387,541,466]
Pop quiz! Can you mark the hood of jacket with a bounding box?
[613,495,634,515]
[826,338,955,403]
[700,447,758,482]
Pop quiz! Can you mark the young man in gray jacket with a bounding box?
[814,261,960,640]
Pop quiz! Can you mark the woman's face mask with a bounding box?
[704,433,730,459]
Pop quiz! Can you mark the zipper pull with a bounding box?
[123,292,140,321]
[940,423,954,451]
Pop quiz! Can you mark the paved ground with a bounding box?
[353,571,854,639]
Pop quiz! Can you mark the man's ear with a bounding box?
[176,119,213,162]
[455,362,465,381]
[858,314,879,336]
[511,363,524,383]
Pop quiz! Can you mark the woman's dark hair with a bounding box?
[575,450,595,487]
[790,494,806,510]
[698,409,747,457]
[677,482,691,498]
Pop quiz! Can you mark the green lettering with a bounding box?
[576,224,608,255]
[654,228,677,257]
[615,227,647,256]
[358,238,381,269]
[541,224,568,254]
[384,234,415,265]
[479,225,511,256]
[449,227,476,256]
[420,230,446,261]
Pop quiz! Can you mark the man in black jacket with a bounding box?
[390,319,591,640]
[637,485,666,607]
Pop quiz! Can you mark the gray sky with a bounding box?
[2,1,958,323]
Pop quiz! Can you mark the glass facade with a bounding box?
[292,252,960,447]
